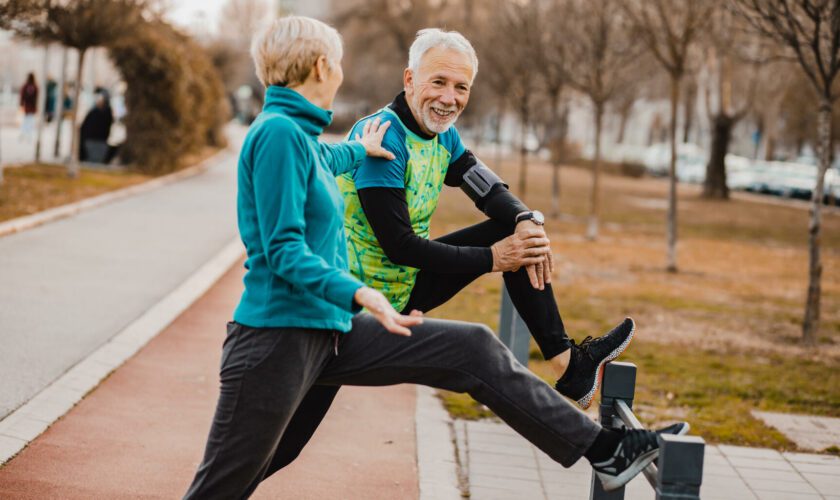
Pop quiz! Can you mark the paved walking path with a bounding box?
[456,419,840,500]
[0,260,420,499]
[0,127,242,420]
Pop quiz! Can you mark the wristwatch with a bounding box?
[515,210,545,226]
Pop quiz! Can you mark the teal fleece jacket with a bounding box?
[233,86,367,332]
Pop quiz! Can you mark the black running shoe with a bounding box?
[592,428,660,492]
[555,318,635,410]
[656,422,690,436]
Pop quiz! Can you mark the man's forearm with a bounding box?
[357,187,492,274]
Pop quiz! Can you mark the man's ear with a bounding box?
[403,68,414,94]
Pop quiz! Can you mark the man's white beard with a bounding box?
[411,92,459,134]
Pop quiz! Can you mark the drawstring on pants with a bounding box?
[332,331,339,356]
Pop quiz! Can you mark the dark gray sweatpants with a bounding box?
[183,314,600,499]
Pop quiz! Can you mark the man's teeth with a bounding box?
[431,107,454,117]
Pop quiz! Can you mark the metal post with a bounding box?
[498,286,530,366]
[590,362,636,500]
[655,434,705,500]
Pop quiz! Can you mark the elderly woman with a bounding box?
[183,16,664,499]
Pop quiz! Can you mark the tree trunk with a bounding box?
[517,106,529,200]
[682,78,696,144]
[802,99,831,345]
[68,48,87,178]
[616,105,631,144]
[55,46,68,159]
[667,75,681,273]
[494,101,505,175]
[764,134,777,161]
[587,102,604,240]
[551,162,561,219]
[703,113,733,199]
[35,43,50,163]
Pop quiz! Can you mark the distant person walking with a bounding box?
[19,73,39,142]
[79,91,115,163]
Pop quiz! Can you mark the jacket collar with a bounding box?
[263,85,333,137]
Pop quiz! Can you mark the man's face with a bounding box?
[404,47,473,135]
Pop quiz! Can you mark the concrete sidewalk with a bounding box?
[0,261,421,499]
[456,419,840,500]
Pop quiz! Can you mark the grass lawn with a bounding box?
[0,164,150,223]
[430,155,840,453]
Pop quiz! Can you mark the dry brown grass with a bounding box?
[431,156,840,448]
[0,164,150,223]
[432,158,840,359]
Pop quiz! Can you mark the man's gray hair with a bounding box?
[408,28,478,79]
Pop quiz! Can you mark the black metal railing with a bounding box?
[591,362,706,500]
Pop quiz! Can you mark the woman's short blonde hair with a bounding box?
[251,16,343,88]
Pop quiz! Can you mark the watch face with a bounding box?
[532,210,545,224]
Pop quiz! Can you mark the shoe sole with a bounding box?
[576,319,636,410]
[596,448,659,492]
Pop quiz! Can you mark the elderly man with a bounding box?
[337,28,634,410]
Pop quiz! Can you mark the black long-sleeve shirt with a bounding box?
[356,93,529,274]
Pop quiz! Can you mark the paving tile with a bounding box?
[783,452,840,465]
[736,467,806,481]
[542,480,591,498]
[469,486,530,500]
[703,464,742,477]
[743,477,818,494]
[467,421,518,437]
[790,461,840,475]
[0,434,27,464]
[469,441,535,457]
[470,450,541,468]
[700,482,758,500]
[705,454,734,466]
[752,491,822,500]
[468,432,531,447]
[801,472,840,496]
[718,445,783,460]
[470,462,541,481]
[0,416,49,442]
[468,473,544,494]
[727,456,796,471]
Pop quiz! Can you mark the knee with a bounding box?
[461,323,508,361]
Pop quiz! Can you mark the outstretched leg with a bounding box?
[319,314,597,466]
[184,324,334,500]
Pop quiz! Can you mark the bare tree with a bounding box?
[533,0,570,218]
[218,0,268,46]
[701,8,761,199]
[472,0,543,199]
[620,0,717,272]
[565,0,639,240]
[2,0,144,176]
[734,0,840,344]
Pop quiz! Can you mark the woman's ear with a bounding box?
[314,55,328,83]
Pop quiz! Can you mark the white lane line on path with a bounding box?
[0,148,232,238]
[415,385,463,500]
[0,237,245,466]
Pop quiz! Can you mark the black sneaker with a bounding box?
[555,318,635,410]
[592,428,660,492]
[656,421,690,436]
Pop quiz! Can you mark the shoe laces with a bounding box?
[572,336,596,361]
[618,428,657,455]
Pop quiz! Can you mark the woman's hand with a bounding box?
[354,286,423,336]
[355,117,396,160]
